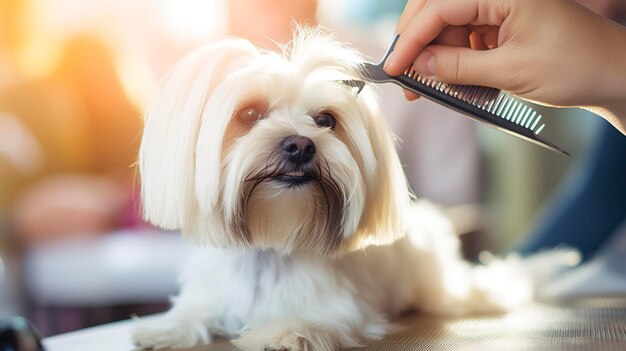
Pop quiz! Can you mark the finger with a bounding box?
[403,89,421,101]
[433,26,471,47]
[396,0,429,34]
[385,8,449,75]
[412,44,506,87]
[483,29,499,49]
[468,25,497,35]
[386,0,481,75]
[385,0,509,76]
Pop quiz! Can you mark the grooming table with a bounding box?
[44,295,626,351]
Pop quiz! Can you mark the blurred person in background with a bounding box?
[0,0,144,248]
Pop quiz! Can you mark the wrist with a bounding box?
[585,105,626,135]
[587,23,626,134]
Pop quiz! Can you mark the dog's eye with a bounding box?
[236,104,266,125]
[313,112,336,129]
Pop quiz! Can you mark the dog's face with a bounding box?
[140,28,409,256]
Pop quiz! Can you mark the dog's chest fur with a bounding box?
[186,243,416,337]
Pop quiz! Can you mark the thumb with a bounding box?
[413,45,505,88]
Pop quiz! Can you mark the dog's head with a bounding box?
[139,28,409,256]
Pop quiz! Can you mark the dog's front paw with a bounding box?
[233,331,313,351]
[233,332,304,351]
[232,323,348,351]
[132,315,210,350]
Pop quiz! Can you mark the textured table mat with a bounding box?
[172,296,626,351]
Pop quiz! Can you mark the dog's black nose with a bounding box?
[281,135,316,164]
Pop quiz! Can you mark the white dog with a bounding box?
[133,28,577,351]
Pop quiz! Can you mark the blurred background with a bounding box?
[0,0,624,338]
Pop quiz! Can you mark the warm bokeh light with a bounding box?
[0,112,43,175]
[159,0,226,41]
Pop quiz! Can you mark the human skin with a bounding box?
[384,0,626,134]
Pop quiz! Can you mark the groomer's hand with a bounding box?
[385,0,626,134]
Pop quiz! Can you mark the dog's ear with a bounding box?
[353,93,410,248]
[139,39,258,230]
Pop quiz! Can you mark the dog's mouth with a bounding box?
[273,170,315,186]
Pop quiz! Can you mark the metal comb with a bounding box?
[360,35,568,155]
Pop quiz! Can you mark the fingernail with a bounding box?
[415,50,435,77]
[383,51,395,71]
[403,89,420,101]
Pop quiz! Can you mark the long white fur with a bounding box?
[134,27,579,350]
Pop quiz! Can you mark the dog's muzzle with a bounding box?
[274,135,316,186]
[281,135,315,165]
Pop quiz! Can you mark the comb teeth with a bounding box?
[403,65,546,135]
